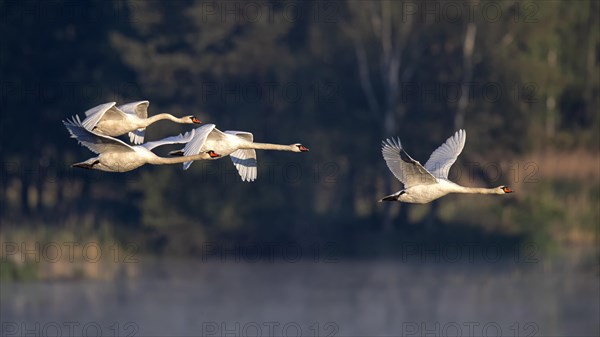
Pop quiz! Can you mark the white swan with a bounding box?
[379,129,513,203]
[80,101,202,144]
[63,116,219,172]
[169,124,309,182]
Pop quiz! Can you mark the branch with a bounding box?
[353,39,381,114]
[455,22,477,129]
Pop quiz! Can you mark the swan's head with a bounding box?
[184,116,202,124]
[293,144,310,152]
[207,150,221,158]
[499,186,513,194]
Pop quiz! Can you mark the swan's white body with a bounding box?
[63,116,217,172]
[380,130,512,203]
[172,124,309,182]
[80,101,201,144]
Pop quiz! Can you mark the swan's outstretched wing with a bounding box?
[182,124,217,170]
[118,101,149,144]
[63,115,135,154]
[118,101,149,119]
[382,138,438,188]
[424,129,466,179]
[228,149,257,182]
[225,131,257,182]
[127,129,145,145]
[81,102,127,131]
[224,131,253,142]
[141,129,196,151]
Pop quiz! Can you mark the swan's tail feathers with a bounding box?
[378,191,405,202]
[72,158,99,170]
[182,161,193,170]
[378,195,397,202]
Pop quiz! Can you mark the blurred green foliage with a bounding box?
[0,259,38,281]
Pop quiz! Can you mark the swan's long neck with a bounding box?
[452,185,499,194]
[143,113,182,127]
[240,142,296,151]
[148,153,211,165]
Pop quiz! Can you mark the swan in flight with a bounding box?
[63,116,219,172]
[169,124,309,182]
[79,101,202,144]
[379,129,513,203]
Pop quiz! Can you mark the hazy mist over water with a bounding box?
[2,254,598,337]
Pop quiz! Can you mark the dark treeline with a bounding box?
[1,0,598,254]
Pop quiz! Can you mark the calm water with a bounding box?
[1,256,598,337]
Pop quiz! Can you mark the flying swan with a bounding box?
[169,124,309,182]
[379,129,513,203]
[79,101,202,144]
[63,116,219,172]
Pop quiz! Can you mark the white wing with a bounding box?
[381,138,438,188]
[84,102,116,116]
[228,149,257,182]
[182,124,217,170]
[63,115,135,154]
[141,129,196,151]
[81,102,128,131]
[424,129,466,179]
[127,130,145,145]
[118,101,149,144]
[225,131,256,182]
[118,101,149,119]
[224,131,253,142]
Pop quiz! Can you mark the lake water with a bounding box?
[1,254,598,337]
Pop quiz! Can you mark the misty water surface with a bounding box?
[1,254,598,337]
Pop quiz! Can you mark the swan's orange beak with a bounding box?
[208,151,220,158]
[502,187,513,193]
[299,145,309,152]
[191,117,202,124]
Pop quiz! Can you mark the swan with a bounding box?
[63,116,220,172]
[169,124,309,182]
[379,129,513,203]
[80,101,202,144]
